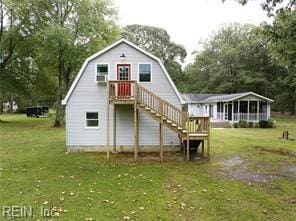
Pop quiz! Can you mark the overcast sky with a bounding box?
[114,0,271,64]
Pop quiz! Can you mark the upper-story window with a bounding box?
[96,64,109,82]
[139,63,151,82]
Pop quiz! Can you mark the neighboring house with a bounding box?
[182,92,273,124]
[62,38,210,161]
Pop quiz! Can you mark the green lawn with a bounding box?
[0,114,295,221]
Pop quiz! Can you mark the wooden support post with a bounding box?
[186,114,190,161]
[207,119,210,157]
[107,102,110,161]
[201,140,204,157]
[159,100,164,162]
[186,136,190,161]
[113,104,116,152]
[134,101,138,161]
[159,122,163,162]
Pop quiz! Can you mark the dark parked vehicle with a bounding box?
[26,106,49,118]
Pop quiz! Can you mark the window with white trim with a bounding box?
[86,112,99,127]
[139,64,151,82]
[96,64,108,82]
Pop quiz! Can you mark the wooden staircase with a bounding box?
[108,80,210,161]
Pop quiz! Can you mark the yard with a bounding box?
[0,114,295,220]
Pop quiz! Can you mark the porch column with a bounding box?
[267,103,270,120]
[231,101,234,122]
[238,100,240,121]
[247,100,250,121]
[257,101,259,121]
[222,102,224,120]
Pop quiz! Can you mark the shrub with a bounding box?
[233,123,239,128]
[248,122,254,128]
[259,120,269,128]
[238,120,248,128]
[268,119,275,128]
[254,122,259,128]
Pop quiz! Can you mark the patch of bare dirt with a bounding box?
[252,146,296,157]
[219,156,275,183]
[280,166,296,179]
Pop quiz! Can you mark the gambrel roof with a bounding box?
[182,92,274,103]
[62,38,183,105]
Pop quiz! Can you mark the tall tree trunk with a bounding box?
[54,48,65,127]
[290,99,296,115]
[8,95,13,113]
[0,99,3,113]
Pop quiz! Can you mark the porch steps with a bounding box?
[211,121,231,128]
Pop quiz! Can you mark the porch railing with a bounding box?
[137,84,187,129]
[108,80,137,100]
[108,80,210,136]
[231,113,268,121]
[186,117,210,134]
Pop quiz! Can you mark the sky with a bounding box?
[113,0,271,64]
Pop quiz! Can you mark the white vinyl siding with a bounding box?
[66,42,181,148]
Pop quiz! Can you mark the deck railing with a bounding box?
[108,80,137,100]
[108,80,209,135]
[186,117,210,134]
[137,84,187,129]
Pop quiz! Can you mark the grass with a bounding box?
[0,114,295,220]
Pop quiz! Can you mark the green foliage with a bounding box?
[259,120,275,128]
[264,9,296,114]
[233,122,239,128]
[238,120,248,128]
[0,0,119,125]
[248,121,254,128]
[184,23,283,96]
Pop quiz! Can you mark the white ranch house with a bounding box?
[182,92,273,124]
[62,38,210,161]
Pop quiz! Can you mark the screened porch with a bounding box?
[216,100,269,122]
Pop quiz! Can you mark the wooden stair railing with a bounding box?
[108,80,210,137]
[137,84,187,133]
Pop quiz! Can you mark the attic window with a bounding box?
[139,63,151,82]
[96,64,108,82]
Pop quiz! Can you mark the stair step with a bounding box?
[172,123,177,127]
[139,103,145,107]
[182,130,187,133]
[166,120,172,124]
[156,113,161,117]
[178,126,183,130]
[145,107,151,111]
[150,110,156,114]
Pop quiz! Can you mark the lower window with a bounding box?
[86,112,99,128]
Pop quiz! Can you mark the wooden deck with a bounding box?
[107,80,210,161]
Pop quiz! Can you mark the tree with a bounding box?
[122,25,188,90]
[0,0,37,118]
[29,0,119,127]
[264,9,296,114]
[224,0,296,16]
[184,24,283,99]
